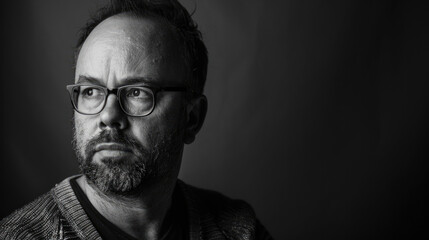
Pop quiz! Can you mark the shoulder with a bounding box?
[179,180,266,239]
[0,191,61,239]
[187,183,256,218]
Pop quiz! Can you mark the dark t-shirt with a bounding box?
[70,177,188,240]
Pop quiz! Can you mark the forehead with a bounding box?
[75,14,185,87]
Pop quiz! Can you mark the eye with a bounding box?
[125,88,151,99]
[80,87,104,98]
[132,89,141,97]
[84,88,94,96]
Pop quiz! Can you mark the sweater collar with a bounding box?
[51,175,204,240]
[51,175,101,239]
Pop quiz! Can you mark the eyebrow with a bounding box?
[76,75,157,86]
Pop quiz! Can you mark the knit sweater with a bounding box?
[0,176,272,240]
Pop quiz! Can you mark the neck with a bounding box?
[77,175,176,240]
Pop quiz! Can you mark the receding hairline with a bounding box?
[77,12,184,56]
[75,12,189,79]
[99,11,179,33]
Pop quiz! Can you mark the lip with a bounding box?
[95,143,132,152]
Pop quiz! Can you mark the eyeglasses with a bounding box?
[66,84,187,117]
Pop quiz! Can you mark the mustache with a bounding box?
[85,130,146,160]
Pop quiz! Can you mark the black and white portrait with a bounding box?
[1,1,428,239]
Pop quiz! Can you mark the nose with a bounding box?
[99,94,128,130]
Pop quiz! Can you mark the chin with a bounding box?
[82,155,149,195]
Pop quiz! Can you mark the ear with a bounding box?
[184,95,208,144]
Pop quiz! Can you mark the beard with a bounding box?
[72,122,183,196]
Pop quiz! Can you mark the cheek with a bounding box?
[128,118,152,147]
[128,114,176,148]
[74,114,99,145]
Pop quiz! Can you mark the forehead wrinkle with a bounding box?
[80,30,152,84]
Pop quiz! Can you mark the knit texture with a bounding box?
[0,176,271,240]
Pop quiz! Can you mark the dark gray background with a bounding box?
[1,0,428,239]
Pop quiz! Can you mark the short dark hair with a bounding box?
[75,0,208,95]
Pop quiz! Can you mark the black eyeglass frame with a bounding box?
[66,84,188,117]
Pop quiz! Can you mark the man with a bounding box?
[0,0,272,239]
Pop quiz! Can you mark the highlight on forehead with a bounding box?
[91,13,180,49]
[78,13,186,71]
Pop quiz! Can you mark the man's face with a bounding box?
[73,14,188,195]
